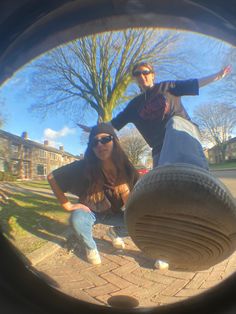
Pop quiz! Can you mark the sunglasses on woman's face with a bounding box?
[92,135,113,147]
[133,70,152,77]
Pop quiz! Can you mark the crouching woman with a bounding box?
[47,123,139,265]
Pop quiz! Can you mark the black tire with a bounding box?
[125,164,236,271]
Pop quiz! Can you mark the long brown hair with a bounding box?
[84,136,139,202]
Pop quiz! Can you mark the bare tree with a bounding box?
[193,103,236,161]
[29,28,192,123]
[207,45,236,105]
[119,128,150,165]
[221,46,236,102]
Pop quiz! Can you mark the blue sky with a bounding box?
[0,29,234,156]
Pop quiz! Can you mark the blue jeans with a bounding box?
[153,116,209,170]
[70,209,125,250]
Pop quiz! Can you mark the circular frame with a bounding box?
[1,1,236,313]
[1,0,236,85]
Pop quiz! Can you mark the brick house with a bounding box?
[207,137,236,164]
[0,129,82,180]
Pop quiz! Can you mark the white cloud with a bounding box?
[43,126,75,141]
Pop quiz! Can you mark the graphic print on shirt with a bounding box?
[139,93,170,121]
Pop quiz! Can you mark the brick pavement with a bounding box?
[31,222,236,308]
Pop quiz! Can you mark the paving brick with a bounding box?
[101,272,131,289]
[112,262,139,275]
[42,267,71,277]
[62,279,94,289]
[226,253,236,267]
[137,299,159,308]
[152,295,186,305]
[129,268,151,278]
[224,263,236,273]
[104,253,131,266]
[94,294,110,305]
[175,288,202,297]
[121,273,154,288]
[134,283,168,299]
[222,268,236,279]
[143,272,176,285]
[81,271,108,286]
[111,285,142,297]
[111,283,166,304]
[161,279,188,296]
[213,258,229,269]
[185,272,210,289]
[65,274,87,283]
[164,270,195,280]
[85,283,120,297]
[206,272,223,281]
[199,280,220,289]
[65,289,100,304]
[93,262,119,275]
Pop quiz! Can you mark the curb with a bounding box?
[27,228,73,266]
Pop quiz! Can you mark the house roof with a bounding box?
[207,137,236,152]
[0,129,79,158]
[227,137,236,144]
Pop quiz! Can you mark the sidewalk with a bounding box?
[26,221,236,308]
[3,174,236,308]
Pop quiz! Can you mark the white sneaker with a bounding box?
[107,226,125,249]
[85,248,101,265]
[154,260,169,270]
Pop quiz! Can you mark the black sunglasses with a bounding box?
[91,135,113,147]
[133,70,152,77]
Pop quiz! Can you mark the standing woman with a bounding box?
[47,123,139,265]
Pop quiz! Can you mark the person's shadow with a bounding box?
[0,188,70,255]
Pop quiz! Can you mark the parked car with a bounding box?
[135,165,149,176]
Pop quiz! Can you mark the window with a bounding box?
[11,161,19,175]
[0,159,4,171]
[39,149,47,158]
[23,147,30,159]
[11,144,18,154]
[36,164,46,176]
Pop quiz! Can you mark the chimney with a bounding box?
[21,131,28,140]
[59,145,64,151]
[44,140,49,146]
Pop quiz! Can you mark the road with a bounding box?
[212,169,236,198]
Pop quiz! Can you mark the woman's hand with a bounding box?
[217,65,232,80]
[119,183,130,205]
[63,202,91,212]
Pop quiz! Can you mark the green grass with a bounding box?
[14,180,50,189]
[209,161,236,170]
[0,181,70,255]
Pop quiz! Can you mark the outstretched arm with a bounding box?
[198,65,231,88]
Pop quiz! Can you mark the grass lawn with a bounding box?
[0,181,71,255]
[209,161,236,170]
